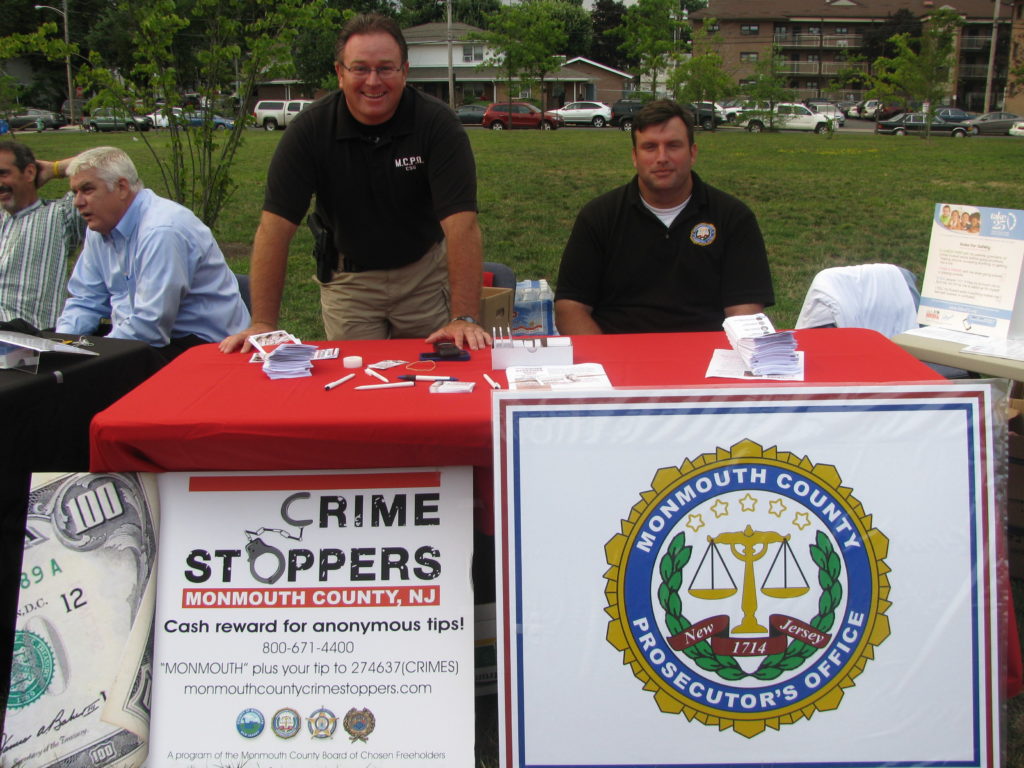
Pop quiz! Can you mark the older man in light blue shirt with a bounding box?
[55,147,249,363]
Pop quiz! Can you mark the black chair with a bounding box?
[234,272,252,313]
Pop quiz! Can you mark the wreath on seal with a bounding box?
[658,529,842,681]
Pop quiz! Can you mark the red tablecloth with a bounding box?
[87,328,1022,698]
[90,328,940,473]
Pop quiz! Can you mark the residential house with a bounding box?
[404,22,636,107]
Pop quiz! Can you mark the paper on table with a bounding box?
[706,348,805,381]
[0,331,99,356]
[899,326,982,344]
[961,337,1024,362]
[505,363,611,391]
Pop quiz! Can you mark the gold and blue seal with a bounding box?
[604,439,890,738]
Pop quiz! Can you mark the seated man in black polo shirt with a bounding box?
[555,99,774,334]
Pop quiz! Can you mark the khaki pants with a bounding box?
[319,241,449,340]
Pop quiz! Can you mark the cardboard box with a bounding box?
[479,286,512,333]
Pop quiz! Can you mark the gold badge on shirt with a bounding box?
[690,222,717,245]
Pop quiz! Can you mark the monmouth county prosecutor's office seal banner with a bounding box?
[149,468,474,768]
[492,384,1002,768]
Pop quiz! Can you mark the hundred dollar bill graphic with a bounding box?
[2,472,158,768]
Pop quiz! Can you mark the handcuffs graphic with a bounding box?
[243,492,313,585]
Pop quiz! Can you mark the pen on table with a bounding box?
[398,375,458,382]
[324,373,355,391]
[354,381,415,391]
[483,373,501,390]
[365,367,389,383]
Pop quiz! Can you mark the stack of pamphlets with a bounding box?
[247,330,317,379]
[723,314,801,377]
[262,342,318,379]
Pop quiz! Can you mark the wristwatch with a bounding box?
[451,315,477,324]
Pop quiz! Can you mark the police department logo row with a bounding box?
[235,706,375,741]
[604,439,890,738]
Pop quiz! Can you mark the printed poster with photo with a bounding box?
[493,384,1002,768]
[148,467,474,767]
[918,203,1024,338]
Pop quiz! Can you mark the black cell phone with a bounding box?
[420,341,470,362]
[434,341,461,358]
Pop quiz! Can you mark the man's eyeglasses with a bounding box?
[339,63,403,80]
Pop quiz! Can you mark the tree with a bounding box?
[829,58,872,95]
[668,17,734,127]
[741,46,794,130]
[475,2,567,115]
[544,0,592,60]
[0,22,77,114]
[861,9,921,62]
[591,0,631,70]
[399,0,499,30]
[618,0,686,98]
[870,7,962,138]
[69,0,330,229]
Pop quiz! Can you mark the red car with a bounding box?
[482,102,564,131]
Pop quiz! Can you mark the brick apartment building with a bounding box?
[690,0,1022,112]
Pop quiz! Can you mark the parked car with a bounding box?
[933,106,976,123]
[688,101,728,130]
[803,98,833,110]
[960,111,1022,136]
[720,99,749,122]
[739,103,831,133]
[6,107,65,131]
[87,107,152,132]
[181,111,235,129]
[859,99,882,119]
[481,102,563,130]
[252,99,312,131]
[61,98,88,124]
[146,106,184,128]
[455,104,486,125]
[547,101,611,127]
[1009,120,1024,137]
[875,104,904,121]
[611,98,645,130]
[809,103,845,126]
[837,100,858,117]
[874,112,962,136]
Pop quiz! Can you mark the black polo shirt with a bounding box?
[264,87,477,270]
[555,172,774,333]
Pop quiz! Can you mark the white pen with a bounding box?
[324,373,355,391]
[365,367,389,382]
[398,375,457,382]
[354,381,415,391]
[483,373,501,390]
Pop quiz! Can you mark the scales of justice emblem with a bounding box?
[604,440,891,738]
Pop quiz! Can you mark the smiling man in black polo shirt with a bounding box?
[220,13,490,352]
[555,99,774,335]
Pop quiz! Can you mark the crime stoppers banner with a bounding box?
[149,468,474,767]
[493,384,1002,768]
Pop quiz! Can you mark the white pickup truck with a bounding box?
[739,103,831,134]
[252,99,312,131]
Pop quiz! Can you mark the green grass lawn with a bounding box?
[20,125,1024,341]
[14,125,1024,765]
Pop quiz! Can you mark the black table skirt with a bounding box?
[0,334,156,726]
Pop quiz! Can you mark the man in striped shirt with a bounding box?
[0,140,84,329]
